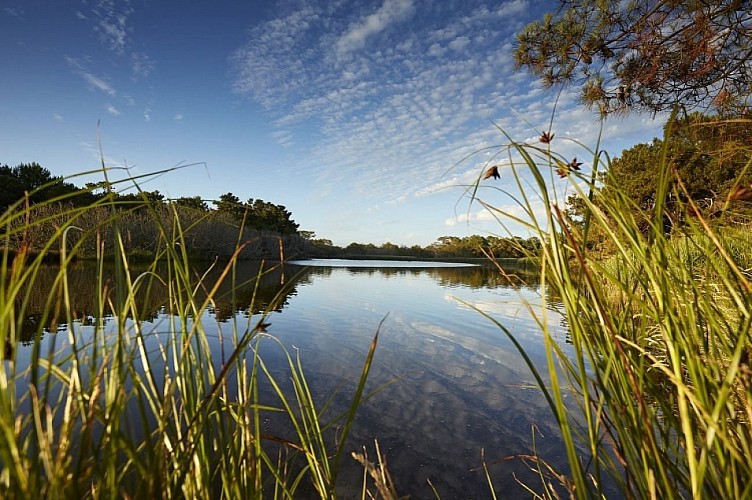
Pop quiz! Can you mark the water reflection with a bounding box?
[9,259,568,497]
[269,261,568,497]
[12,261,300,345]
[13,260,542,345]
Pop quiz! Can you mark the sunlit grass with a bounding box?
[0,171,382,498]
[475,113,752,498]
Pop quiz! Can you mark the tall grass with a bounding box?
[0,172,381,498]
[477,115,752,498]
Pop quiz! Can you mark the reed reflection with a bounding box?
[12,261,306,347]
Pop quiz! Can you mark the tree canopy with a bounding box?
[515,0,752,116]
[0,162,85,210]
[427,235,541,258]
[604,112,752,212]
[174,196,210,212]
[214,193,300,235]
[566,111,752,251]
[2,163,305,242]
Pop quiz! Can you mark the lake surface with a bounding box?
[11,259,572,498]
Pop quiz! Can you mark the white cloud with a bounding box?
[444,213,467,227]
[84,73,117,96]
[4,7,22,17]
[444,206,495,227]
[66,56,117,96]
[173,112,184,122]
[230,6,321,109]
[494,0,529,18]
[52,113,64,122]
[106,104,121,116]
[448,36,470,51]
[91,0,133,54]
[335,0,415,56]
[144,107,151,122]
[130,52,154,81]
[230,0,664,229]
[271,130,294,148]
[80,1,156,87]
[78,140,126,170]
[427,43,445,57]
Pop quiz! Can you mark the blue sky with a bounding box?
[1,0,665,247]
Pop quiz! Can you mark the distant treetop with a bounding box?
[515,0,752,116]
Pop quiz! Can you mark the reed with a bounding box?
[0,171,380,498]
[476,114,752,498]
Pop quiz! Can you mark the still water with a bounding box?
[12,259,571,498]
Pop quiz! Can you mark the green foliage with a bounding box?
[0,165,308,258]
[515,0,752,115]
[215,192,244,219]
[606,112,752,207]
[476,115,752,498]
[113,189,165,211]
[1,201,311,261]
[427,234,541,258]
[0,169,382,498]
[174,195,209,212]
[214,193,300,235]
[567,112,752,252]
[246,198,299,235]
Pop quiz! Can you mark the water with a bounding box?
[9,259,572,498]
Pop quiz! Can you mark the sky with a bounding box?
[1,0,666,247]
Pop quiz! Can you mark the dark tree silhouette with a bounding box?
[0,162,83,210]
[174,196,209,212]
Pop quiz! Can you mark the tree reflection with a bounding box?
[10,259,545,355]
[11,260,309,347]
[291,261,541,290]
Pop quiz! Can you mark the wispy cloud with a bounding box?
[335,0,415,56]
[143,107,151,122]
[130,52,154,81]
[230,5,321,109]
[271,130,294,148]
[230,0,661,227]
[66,56,117,96]
[3,7,23,18]
[78,1,155,87]
[174,112,184,122]
[106,104,121,116]
[91,0,133,54]
[84,73,117,96]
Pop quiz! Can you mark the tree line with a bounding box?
[307,235,542,260]
[0,162,300,236]
[1,162,543,261]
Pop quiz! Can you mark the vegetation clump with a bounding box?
[492,2,752,495]
[474,111,752,498]
[0,175,384,498]
[0,163,315,261]
[1,161,543,263]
